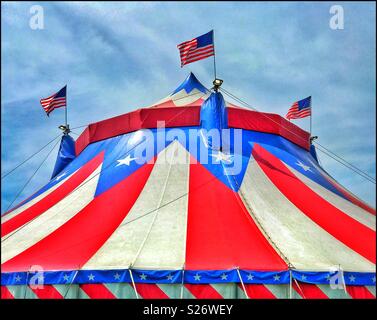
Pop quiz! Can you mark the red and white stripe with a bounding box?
[177,39,214,67]
[40,95,66,115]
[2,283,375,299]
[286,102,311,120]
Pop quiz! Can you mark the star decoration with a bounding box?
[220,273,228,280]
[166,274,174,281]
[88,274,95,281]
[372,276,376,283]
[193,273,201,281]
[63,274,70,282]
[140,273,147,280]
[210,151,233,164]
[114,273,121,280]
[247,274,254,281]
[15,275,22,282]
[349,275,356,283]
[295,160,312,172]
[301,275,307,281]
[116,155,137,167]
[273,274,280,282]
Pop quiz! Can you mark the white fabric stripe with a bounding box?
[366,285,376,296]
[171,88,209,106]
[104,283,135,299]
[1,171,75,225]
[313,161,375,212]
[53,284,90,299]
[211,283,237,298]
[157,284,196,299]
[265,284,289,299]
[1,166,102,263]
[83,141,190,270]
[6,285,38,299]
[316,284,351,299]
[239,158,375,272]
[288,165,375,230]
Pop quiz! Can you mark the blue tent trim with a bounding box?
[1,269,375,286]
[51,134,76,180]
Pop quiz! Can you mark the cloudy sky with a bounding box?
[1,1,376,212]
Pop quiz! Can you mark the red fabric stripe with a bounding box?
[252,144,376,263]
[240,284,276,299]
[1,286,14,299]
[30,285,64,299]
[227,107,310,150]
[75,106,201,155]
[134,283,169,299]
[1,162,155,272]
[346,286,375,299]
[185,284,224,299]
[292,282,329,299]
[80,284,116,299]
[185,157,287,270]
[180,45,214,59]
[1,152,104,237]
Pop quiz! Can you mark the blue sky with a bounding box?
[1,1,376,211]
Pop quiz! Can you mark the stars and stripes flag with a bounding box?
[286,96,312,120]
[177,31,215,67]
[40,86,67,116]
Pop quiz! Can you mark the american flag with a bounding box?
[286,96,312,120]
[177,31,215,67]
[40,86,67,116]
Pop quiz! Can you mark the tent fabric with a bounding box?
[51,135,76,179]
[1,283,375,299]
[1,73,375,299]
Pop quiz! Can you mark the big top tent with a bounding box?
[1,73,375,299]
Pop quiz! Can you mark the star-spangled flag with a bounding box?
[40,85,67,116]
[286,96,312,120]
[177,30,215,67]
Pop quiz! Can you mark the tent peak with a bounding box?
[171,72,208,96]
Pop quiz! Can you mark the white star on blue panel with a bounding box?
[193,273,201,281]
[116,155,138,167]
[295,160,312,172]
[247,274,254,281]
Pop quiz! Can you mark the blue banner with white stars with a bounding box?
[1,269,375,286]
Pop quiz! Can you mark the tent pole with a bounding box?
[339,265,347,295]
[213,29,217,79]
[180,267,185,299]
[289,269,292,299]
[65,85,68,129]
[236,267,249,299]
[23,268,31,299]
[129,268,139,299]
[63,269,79,298]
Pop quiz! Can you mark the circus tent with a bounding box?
[1,73,375,299]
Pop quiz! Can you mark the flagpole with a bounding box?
[213,29,217,79]
[310,96,312,136]
[64,85,69,136]
[65,85,68,128]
